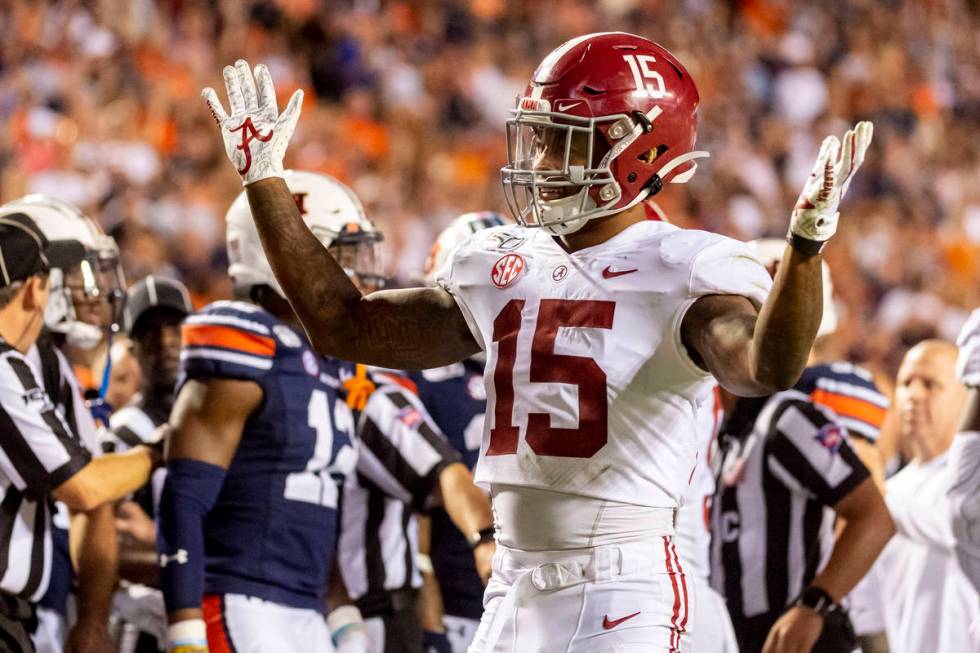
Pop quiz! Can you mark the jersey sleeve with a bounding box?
[686,235,773,308]
[434,230,495,351]
[764,396,870,506]
[54,348,101,457]
[797,364,889,443]
[105,406,158,454]
[0,353,92,500]
[355,381,460,512]
[178,303,277,386]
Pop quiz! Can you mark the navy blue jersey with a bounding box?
[410,360,486,620]
[795,362,889,444]
[178,301,356,610]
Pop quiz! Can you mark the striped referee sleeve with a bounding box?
[765,398,870,507]
[0,352,91,500]
[355,386,460,511]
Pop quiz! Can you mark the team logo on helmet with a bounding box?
[491,254,525,289]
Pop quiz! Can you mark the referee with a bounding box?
[709,386,895,653]
[0,214,159,651]
[337,367,494,653]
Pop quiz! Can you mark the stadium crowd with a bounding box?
[1,0,979,379]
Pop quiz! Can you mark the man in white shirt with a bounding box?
[878,340,980,653]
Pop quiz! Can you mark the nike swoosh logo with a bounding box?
[557,101,582,111]
[602,266,638,279]
[602,611,641,630]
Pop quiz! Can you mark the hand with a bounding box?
[956,308,980,387]
[202,59,303,185]
[473,539,495,585]
[762,606,824,653]
[65,619,112,653]
[115,500,157,545]
[788,121,873,252]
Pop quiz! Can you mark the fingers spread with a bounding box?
[223,65,245,116]
[254,64,278,111]
[279,88,305,130]
[201,87,228,125]
[236,59,259,112]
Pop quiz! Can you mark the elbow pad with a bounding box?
[157,458,226,613]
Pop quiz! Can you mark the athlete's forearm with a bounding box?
[245,179,479,369]
[751,244,823,390]
[70,503,118,626]
[439,463,493,538]
[813,480,894,601]
[55,448,156,511]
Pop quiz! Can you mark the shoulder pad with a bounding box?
[179,301,277,382]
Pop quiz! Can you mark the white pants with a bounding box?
[689,578,737,653]
[32,607,65,653]
[444,615,480,653]
[469,537,693,653]
[202,593,334,653]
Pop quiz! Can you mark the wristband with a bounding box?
[469,526,495,550]
[327,605,366,646]
[792,585,838,618]
[168,619,207,652]
[786,232,826,256]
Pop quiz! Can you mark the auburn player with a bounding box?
[204,33,873,652]
[410,212,508,653]
[158,171,368,653]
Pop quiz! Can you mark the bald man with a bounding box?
[876,340,979,653]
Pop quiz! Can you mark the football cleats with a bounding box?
[501,32,708,235]
[748,238,838,338]
[422,211,509,284]
[226,170,384,296]
[0,195,124,348]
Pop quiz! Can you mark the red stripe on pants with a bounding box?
[202,594,237,653]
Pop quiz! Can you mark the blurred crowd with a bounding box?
[1,0,979,377]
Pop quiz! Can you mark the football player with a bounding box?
[203,32,873,651]
[410,211,509,653]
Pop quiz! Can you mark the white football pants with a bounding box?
[689,577,737,653]
[468,537,693,653]
[444,615,480,653]
[202,593,334,653]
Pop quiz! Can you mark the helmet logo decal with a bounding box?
[292,192,308,216]
[491,254,525,289]
[229,117,273,175]
[623,55,666,98]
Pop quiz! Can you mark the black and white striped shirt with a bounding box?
[0,339,95,602]
[709,391,869,635]
[338,373,459,617]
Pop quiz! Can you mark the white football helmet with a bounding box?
[422,211,509,285]
[226,170,384,296]
[748,238,839,338]
[0,195,125,348]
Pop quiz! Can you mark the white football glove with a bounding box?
[788,121,873,253]
[956,308,980,387]
[202,59,303,185]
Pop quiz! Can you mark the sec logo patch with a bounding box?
[491,254,525,288]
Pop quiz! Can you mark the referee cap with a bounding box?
[0,213,85,287]
[125,275,193,336]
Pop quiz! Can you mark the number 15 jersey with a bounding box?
[436,221,770,509]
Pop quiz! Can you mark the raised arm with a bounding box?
[203,60,478,369]
[245,178,479,368]
[683,123,873,397]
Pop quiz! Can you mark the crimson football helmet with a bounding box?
[501,32,708,235]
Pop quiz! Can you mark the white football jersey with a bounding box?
[675,384,723,580]
[436,221,770,508]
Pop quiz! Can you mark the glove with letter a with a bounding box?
[787,121,873,254]
[202,59,303,186]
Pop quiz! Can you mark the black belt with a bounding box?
[355,588,418,619]
[0,592,36,627]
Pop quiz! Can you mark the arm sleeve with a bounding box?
[157,458,226,613]
[0,354,92,500]
[355,385,460,511]
[178,308,277,387]
[764,398,870,506]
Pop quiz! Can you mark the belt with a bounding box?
[355,588,418,619]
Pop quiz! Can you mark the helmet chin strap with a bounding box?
[540,188,594,236]
[64,321,105,350]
